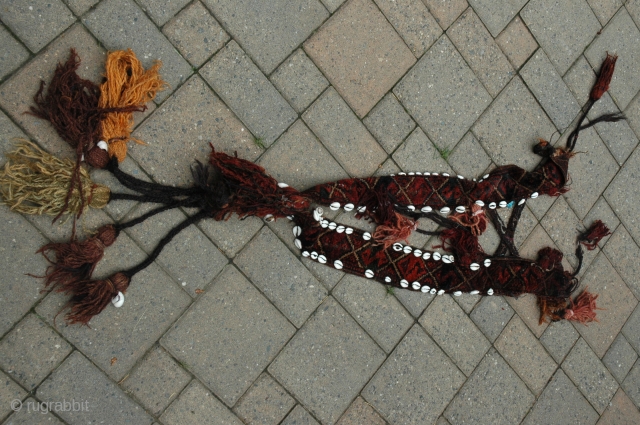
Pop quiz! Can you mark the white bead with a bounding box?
[531,192,539,199]
[400,279,409,288]
[433,252,441,261]
[293,226,302,237]
[455,206,465,213]
[407,205,416,211]
[328,222,337,230]
[302,251,310,257]
[318,255,327,264]
[344,203,354,212]
[442,173,450,177]
[422,252,431,260]
[470,263,480,271]
[518,199,526,205]
[112,291,124,308]
[334,260,343,270]
[421,286,430,293]
[489,202,496,209]
[330,202,341,211]
[430,288,436,294]
[294,239,302,249]
[345,227,354,234]
[365,269,374,278]
[438,289,445,295]
[483,174,490,179]
[357,206,367,213]
[499,201,507,208]
[412,281,421,290]
[97,140,109,151]
[393,243,403,252]
[458,175,464,179]
[470,290,480,295]
[484,259,492,267]
[403,246,413,254]
[278,182,289,188]
[475,200,484,207]
[385,276,391,283]
[336,225,345,233]
[313,207,323,222]
[487,288,494,296]
[321,220,329,228]
[440,207,450,214]
[310,252,318,260]
[363,232,372,241]
[413,249,423,257]
[453,291,462,296]
[421,206,432,213]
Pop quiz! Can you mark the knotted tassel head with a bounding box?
[64,272,130,325]
[579,220,611,251]
[590,53,617,101]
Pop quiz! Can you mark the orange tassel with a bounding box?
[373,212,417,248]
[564,289,599,324]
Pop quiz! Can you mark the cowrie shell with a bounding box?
[440,207,451,214]
[393,243,403,252]
[345,227,354,234]
[403,246,413,254]
[321,220,329,228]
[487,288,494,295]
[412,281,421,290]
[400,279,409,288]
[484,259,492,267]
[384,276,391,283]
[330,202,341,211]
[455,206,465,213]
[310,252,318,260]
[413,249,423,257]
[334,260,343,269]
[475,200,485,207]
[398,172,406,175]
[483,174,490,179]
[318,255,327,264]
[438,289,445,295]
[97,140,109,151]
[264,214,274,222]
[287,215,294,220]
[458,175,464,179]
[357,206,367,213]
[336,225,345,233]
[432,172,439,176]
[442,173,450,177]
[442,255,452,264]
[518,199,526,205]
[531,192,539,199]
[430,288,436,294]
[344,203,354,212]
[328,222,337,230]
[453,291,462,296]
[365,269,374,278]
[278,182,289,188]
[416,172,422,175]
[408,172,415,176]
[422,252,431,260]
[313,207,323,222]
[293,226,302,237]
[302,251,310,257]
[407,205,416,211]
[421,286,430,293]
[433,252,441,261]
[421,206,432,213]
[294,239,302,249]
[363,232,372,241]
[112,292,124,308]
[489,202,496,209]
[470,263,480,271]
[499,201,507,208]
[470,290,480,295]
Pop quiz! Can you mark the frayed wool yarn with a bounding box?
[0,50,622,325]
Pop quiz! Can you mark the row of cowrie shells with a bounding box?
[391,243,454,263]
[469,259,492,270]
[405,194,532,215]
[329,202,367,213]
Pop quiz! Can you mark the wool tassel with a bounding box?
[448,204,487,236]
[579,220,611,250]
[0,141,110,216]
[99,49,167,162]
[64,272,131,325]
[590,53,617,101]
[373,211,417,248]
[564,289,599,324]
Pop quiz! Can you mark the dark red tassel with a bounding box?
[38,225,118,292]
[564,289,599,324]
[590,53,618,101]
[64,272,130,325]
[579,220,611,250]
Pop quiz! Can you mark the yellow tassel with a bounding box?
[99,49,167,162]
[0,141,110,217]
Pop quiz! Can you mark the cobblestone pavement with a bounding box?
[1,1,640,424]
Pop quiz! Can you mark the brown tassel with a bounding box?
[538,297,569,324]
[590,53,617,101]
[38,225,118,292]
[64,272,130,325]
[564,289,599,324]
[373,212,417,248]
[579,220,611,250]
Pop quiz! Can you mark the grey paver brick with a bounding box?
[333,274,414,353]
[305,0,416,118]
[258,120,349,190]
[629,0,640,26]
[373,0,442,57]
[564,55,597,106]
[472,77,555,172]
[494,315,557,394]
[121,346,192,416]
[563,338,619,414]
[37,351,153,424]
[588,0,623,25]
[162,1,230,67]
[0,205,48,338]
[521,0,601,75]
[201,41,297,147]
[363,325,465,425]
[604,225,640,300]
[420,295,490,376]
[393,284,434,318]
[1,396,66,424]
[574,253,637,358]
[162,266,295,407]
[470,296,515,342]
[83,0,192,102]
[590,93,639,165]
[585,9,640,110]
[0,314,72,391]
[540,320,580,364]
[0,24,30,81]
[0,370,26,422]
[203,0,328,74]
[363,93,416,154]
[495,16,538,69]
[270,49,329,114]
[160,380,243,425]
[541,195,592,269]
[0,110,27,166]
[198,215,263,258]
[234,373,296,425]
[130,75,259,185]
[0,24,104,157]
[453,293,481,313]
[598,388,640,425]
[395,35,491,150]
[0,0,75,53]
[523,369,599,425]
[448,8,514,97]
[270,297,386,425]
[605,148,640,242]
[603,334,638,384]
[622,305,640,354]
[561,128,619,218]
[445,348,535,425]
[281,405,320,425]
[137,0,191,26]
[303,87,387,177]
[521,50,580,130]
[65,0,98,15]
[234,227,327,327]
[392,127,454,174]
[627,91,640,140]
[623,359,640,409]
[467,0,527,37]
[422,0,467,30]
[319,0,346,12]
[448,132,491,179]
[336,397,386,425]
